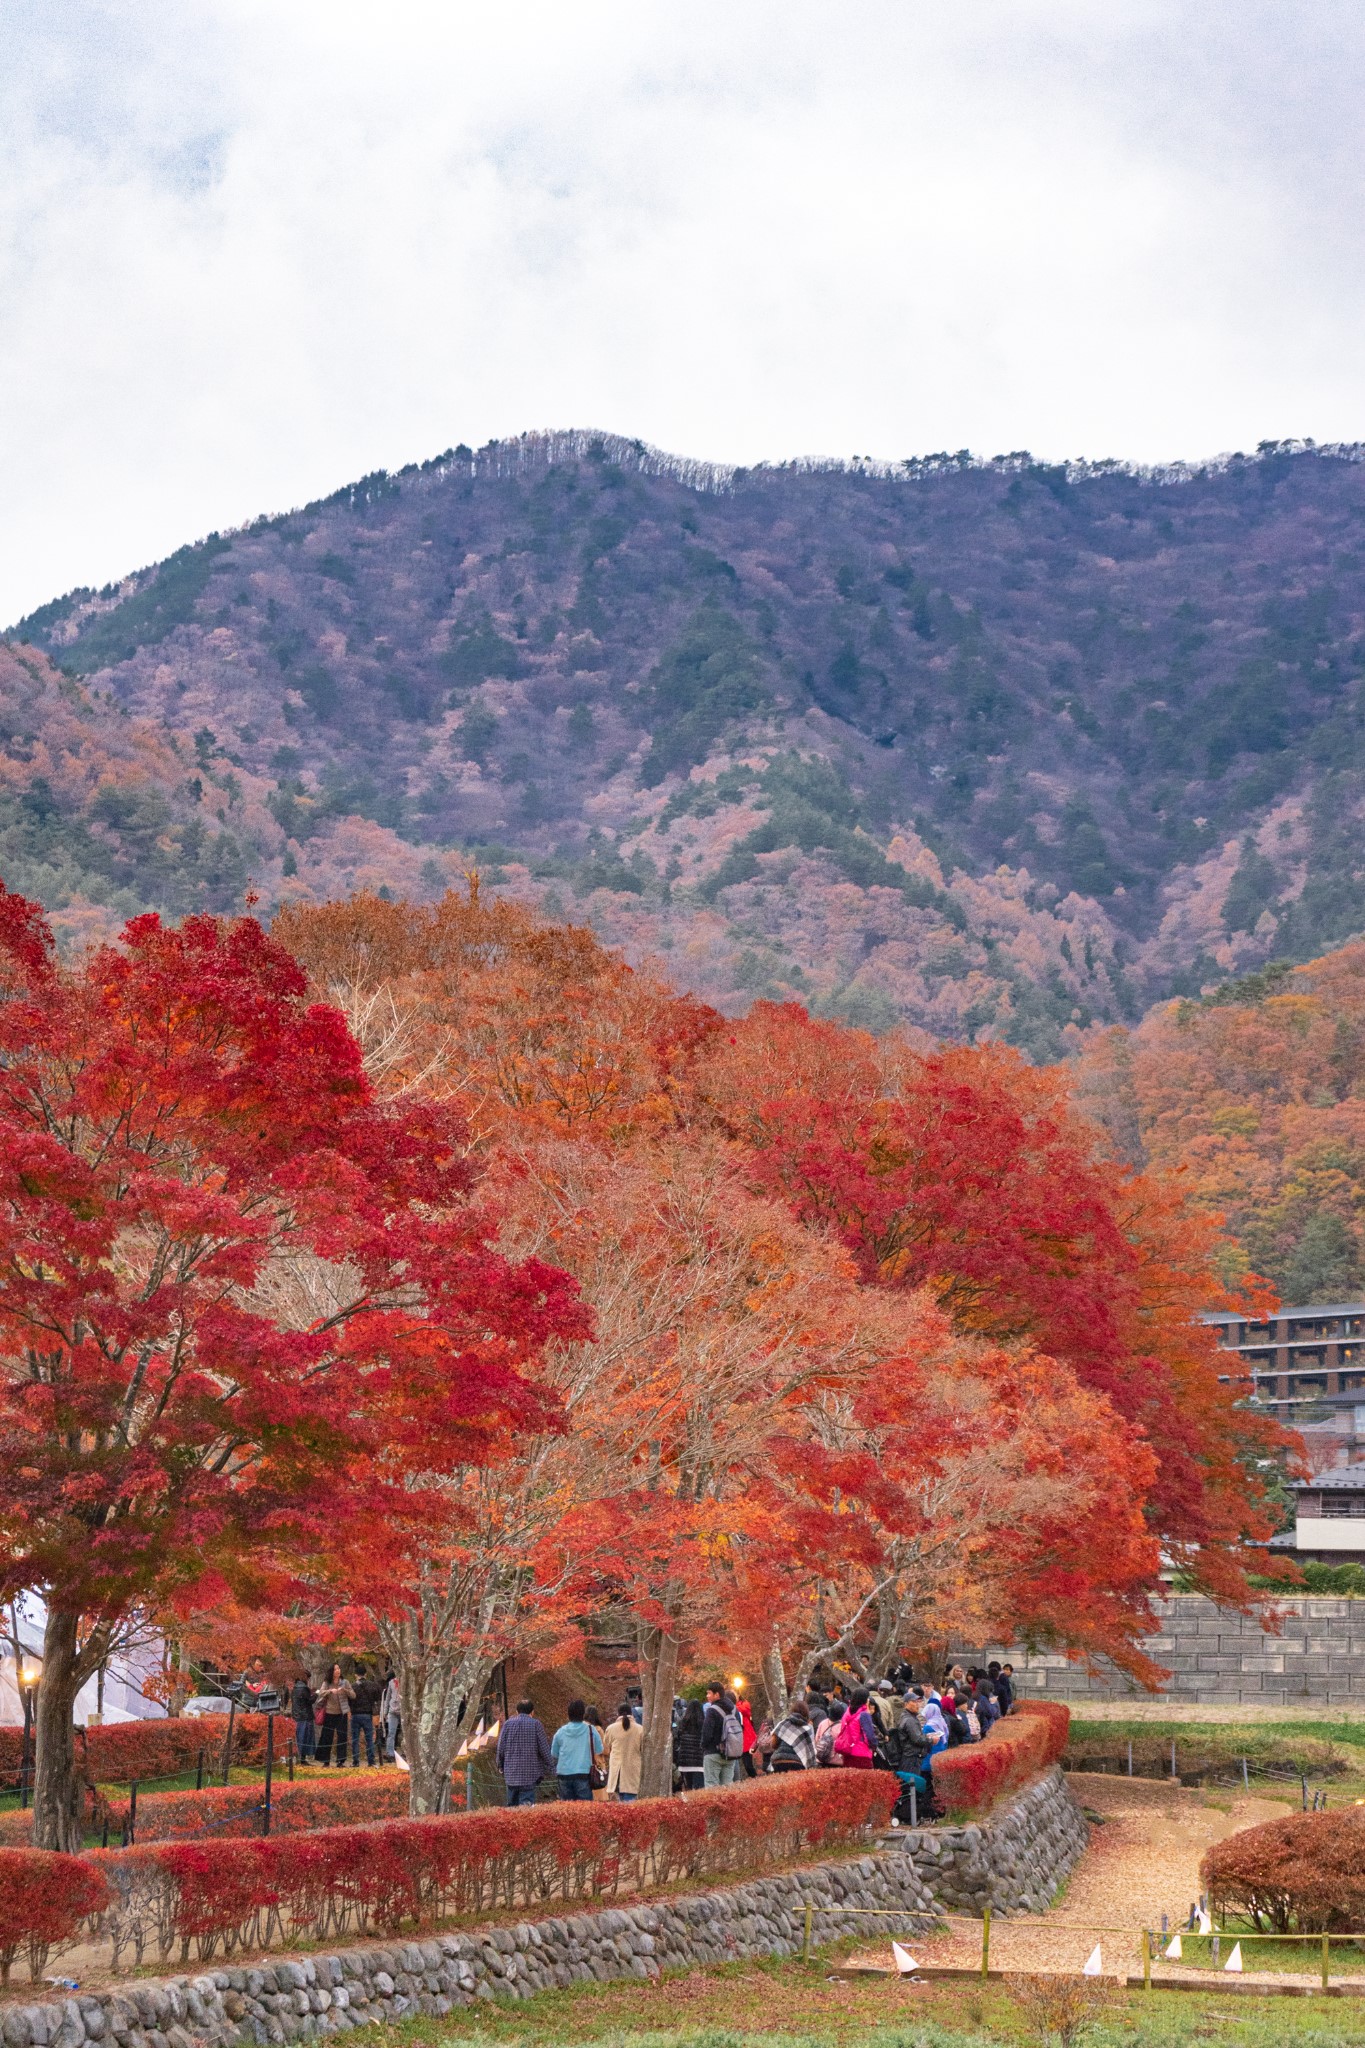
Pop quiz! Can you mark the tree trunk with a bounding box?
[32,1608,85,1852]
[761,1637,789,1719]
[402,1646,494,1816]
[636,1625,680,1799]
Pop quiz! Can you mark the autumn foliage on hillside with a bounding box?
[1076,941,1365,1304]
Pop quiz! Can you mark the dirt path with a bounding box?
[853,1774,1365,1987]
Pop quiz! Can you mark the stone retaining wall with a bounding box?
[0,1854,936,2048]
[975,1594,1365,1706]
[0,1772,1089,2048]
[886,1766,1087,1915]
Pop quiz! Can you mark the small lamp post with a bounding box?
[17,1655,42,1810]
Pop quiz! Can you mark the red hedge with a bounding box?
[931,1701,1070,1817]
[1203,1807,1365,1933]
[0,1716,270,1790]
[0,1848,108,1985]
[0,1767,412,1847]
[89,1769,897,1969]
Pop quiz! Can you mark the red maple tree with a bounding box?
[0,889,584,1848]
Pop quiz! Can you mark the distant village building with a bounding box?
[1283,1470,1365,1564]
[1204,1301,1365,1467]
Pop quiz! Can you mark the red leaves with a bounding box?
[1203,1805,1365,1933]
[0,1715,272,1789]
[79,1770,894,1961]
[932,1703,1071,1818]
[0,1848,107,1983]
[0,888,584,1663]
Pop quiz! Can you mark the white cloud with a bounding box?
[3,0,1364,621]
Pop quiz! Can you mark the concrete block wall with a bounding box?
[978,1595,1365,1706]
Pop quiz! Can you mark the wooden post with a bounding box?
[981,1907,991,1979]
[1141,1928,1151,1990]
[802,1903,813,1962]
[1127,1740,1133,1777]
[1322,1934,1330,1992]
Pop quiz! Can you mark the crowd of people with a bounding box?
[242,1653,1017,1814]
[495,1662,1017,1816]
[275,1663,404,1767]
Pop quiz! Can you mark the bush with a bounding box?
[932,1701,1070,1817]
[0,1848,108,1984]
[1203,1806,1365,1933]
[87,1769,896,1969]
[0,1767,411,1847]
[0,1715,271,1790]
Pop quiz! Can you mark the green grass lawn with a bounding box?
[356,1954,1365,2047]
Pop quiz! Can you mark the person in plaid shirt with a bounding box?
[495,1698,553,1806]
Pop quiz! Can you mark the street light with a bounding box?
[17,1655,41,1812]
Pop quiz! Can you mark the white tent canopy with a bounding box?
[2,1593,166,1728]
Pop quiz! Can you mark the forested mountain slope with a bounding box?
[1076,942,1365,1303]
[9,431,1365,1054]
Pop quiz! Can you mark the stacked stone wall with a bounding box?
[0,1771,1089,2048]
[977,1595,1365,1706]
[887,1765,1087,1913]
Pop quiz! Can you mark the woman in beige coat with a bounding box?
[602,1701,644,1800]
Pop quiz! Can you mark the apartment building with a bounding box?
[1204,1300,1365,1465]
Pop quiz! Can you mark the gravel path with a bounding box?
[851,1774,1365,1987]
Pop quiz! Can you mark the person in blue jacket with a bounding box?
[550,1698,603,1800]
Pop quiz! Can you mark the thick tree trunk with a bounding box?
[32,1608,85,1853]
[402,1646,494,1816]
[636,1626,680,1799]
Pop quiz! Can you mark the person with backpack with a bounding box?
[736,1693,759,1777]
[975,1679,1000,1733]
[832,1687,879,1770]
[767,1698,817,1771]
[701,1682,737,1787]
[885,1702,934,1818]
[290,1671,316,1764]
[814,1698,845,1766]
[996,1664,1016,1714]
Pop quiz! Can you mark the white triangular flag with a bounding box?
[1197,1910,1212,1935]
[1082,1945,1103,1977]
[891,1942,920,1976]
[1224,1942,1242,1973]
[1163,1933,1182,1960]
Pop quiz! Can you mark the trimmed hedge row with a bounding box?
[0,1716,271,1790]
[932,1702,1070,1816]
[1203,1806,1365,1933]
[0,1767,412,1847]
[0,1850,108,1987]
[0,1769,897,1978]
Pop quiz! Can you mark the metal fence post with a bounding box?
[195,1747,204,1792]
[128,1779,138,1847]
[262,1713,274,1836]
[981,1906,991,1979]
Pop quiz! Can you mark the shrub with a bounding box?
[1203,1806,1365,1933]
[932,1701,1070,1817]
[0,1715,272,1790]
[0,1767,411,1847]
[0,1848,108,1984]
[86,1768,896,1969]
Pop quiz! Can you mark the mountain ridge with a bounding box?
[9,430,1365,1055]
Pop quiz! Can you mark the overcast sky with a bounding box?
[3,0,1364,622]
